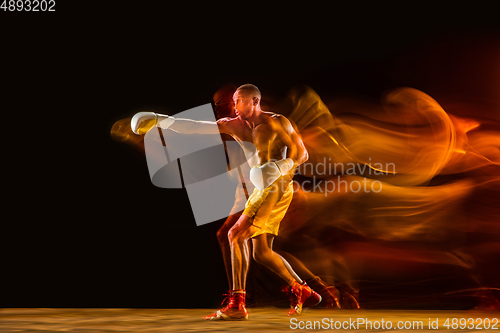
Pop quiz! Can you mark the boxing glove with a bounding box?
[130,112,175,135]
[250,158,294,191]
[250,162,281,191]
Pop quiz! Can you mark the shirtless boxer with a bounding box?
[131,84,321,320]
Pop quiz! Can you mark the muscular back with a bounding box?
[217,111,306,168]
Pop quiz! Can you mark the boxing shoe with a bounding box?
[205,290,248,321]
[282,281,322,316]
[306,276,360,309]
[307,276,342,309]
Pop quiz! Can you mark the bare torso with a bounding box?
[224,111,289,167]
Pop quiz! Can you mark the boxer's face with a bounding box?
[233,91,257,120]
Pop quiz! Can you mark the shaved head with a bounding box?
[235,84,261,101]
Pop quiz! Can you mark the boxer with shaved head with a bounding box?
[131,84,322,320]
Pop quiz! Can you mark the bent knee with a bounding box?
[216,228,229,244]
[228,229,247,245]
[217,214,240,243]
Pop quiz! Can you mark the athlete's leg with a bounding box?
[227,214,260,290]
[278,252,314,281]
[205,214,260,321]
[225,177,287,290]
[251,233,297,286]
[267,236,304,284]
[216,212,241,288]
[252,233,322,315]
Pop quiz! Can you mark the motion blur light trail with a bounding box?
[276,86,482,186]
[111,84,500,309]
[272,85,500,309]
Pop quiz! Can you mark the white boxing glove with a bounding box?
[250,158,295,190]
[131,112,156,135]
[130,112,175,135]
[250,162,281,191]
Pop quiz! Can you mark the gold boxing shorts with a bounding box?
[242,176,294,238]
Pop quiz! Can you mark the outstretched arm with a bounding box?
[131,112,232,135]
[168,117,219,134]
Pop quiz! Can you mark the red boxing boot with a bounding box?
[205,290,248,321]
[309,276,342,309]
[283,281,322,316]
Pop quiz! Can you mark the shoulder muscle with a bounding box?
[216,117,238,134]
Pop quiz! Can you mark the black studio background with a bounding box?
[2,3,500,308]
